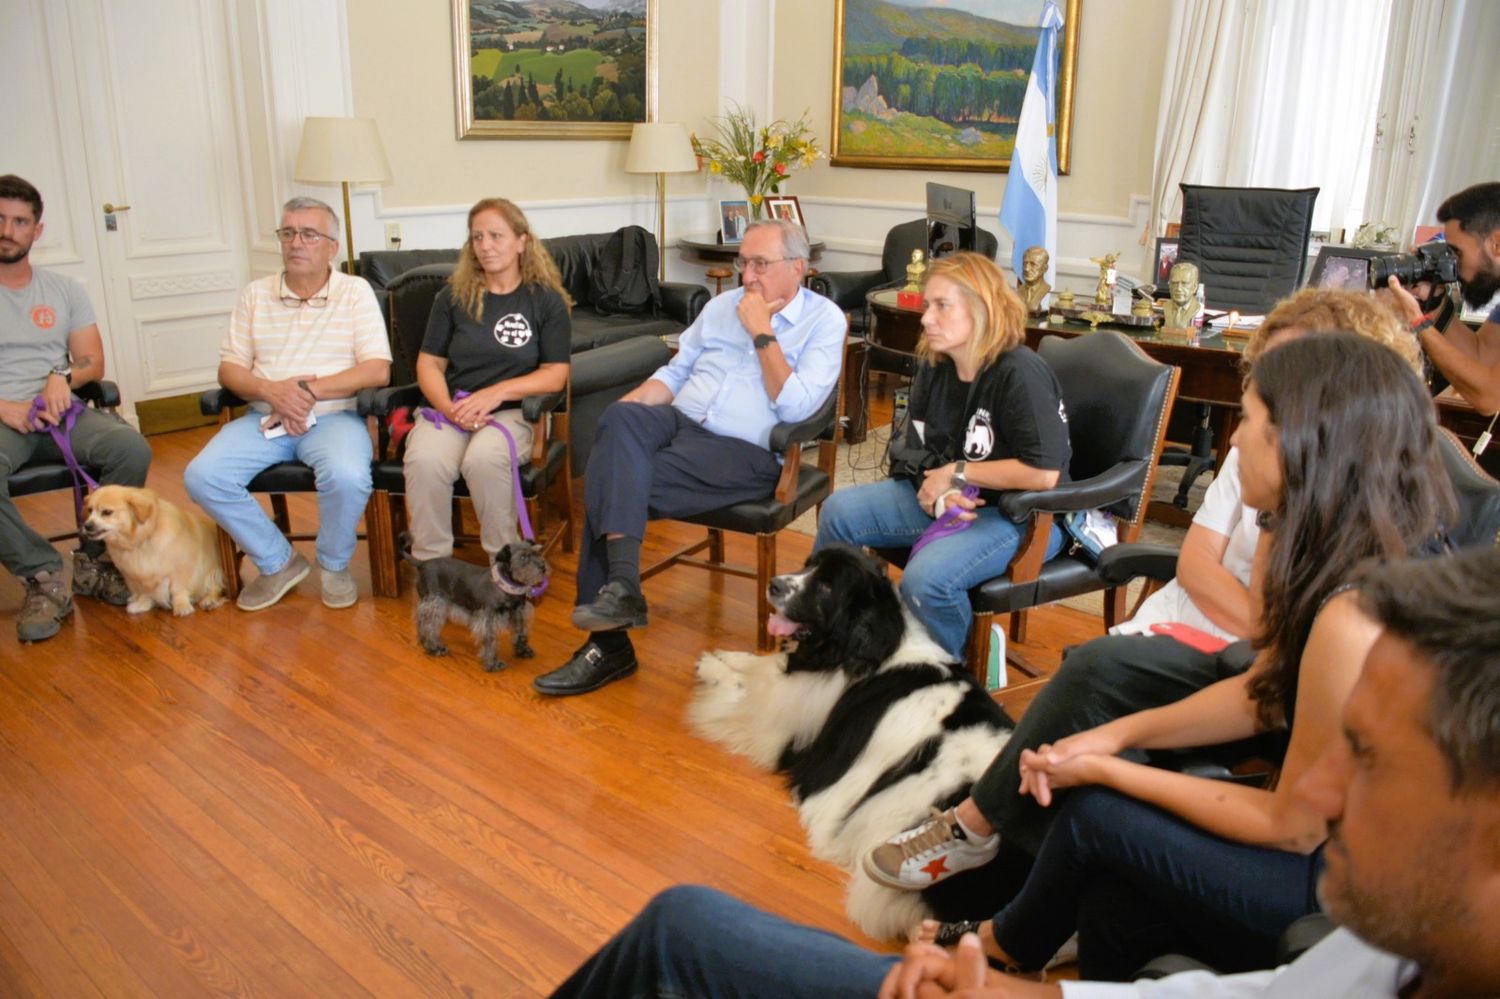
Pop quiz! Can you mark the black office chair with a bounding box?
[963,332,1180,678]
[1162,183,1320,509]
[641,380,843,652]
[9,381,121,542]
[809,219,999,337]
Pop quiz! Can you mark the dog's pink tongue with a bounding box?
[766,612,801,637]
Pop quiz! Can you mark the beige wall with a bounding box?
[774,0,1169,217]
[349,0,1168,222]
[347,0,719,209]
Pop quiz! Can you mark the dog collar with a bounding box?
[494,567,548,600]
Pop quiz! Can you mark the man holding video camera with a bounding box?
[1382,181,1500,415]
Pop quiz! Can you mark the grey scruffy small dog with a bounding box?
[400,533,549,672]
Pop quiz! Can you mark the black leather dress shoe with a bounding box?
[533,641,639,696]
[570,580,649,631]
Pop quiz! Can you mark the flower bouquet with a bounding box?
[692,104,822,219]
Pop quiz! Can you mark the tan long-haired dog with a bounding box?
[82,485,226,616]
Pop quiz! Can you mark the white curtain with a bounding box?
[1363,0,1500,242]
[1149,0,1392,241]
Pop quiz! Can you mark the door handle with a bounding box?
[102,202,131,214]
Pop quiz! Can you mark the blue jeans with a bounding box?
[814,478,1064,658]
[184,410,372,575]
[990,787,1325,980]
[549,885,895,998]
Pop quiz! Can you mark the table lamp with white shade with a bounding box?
[624,122,698,282]
[293,116,393,274]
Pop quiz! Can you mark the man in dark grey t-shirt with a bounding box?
[0,175,151,643]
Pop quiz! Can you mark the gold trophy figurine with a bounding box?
[904,249,927,292]
[1090,252,1120,307]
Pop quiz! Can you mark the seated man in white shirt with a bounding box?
[546,546,1500,999]
[184,197,390,612]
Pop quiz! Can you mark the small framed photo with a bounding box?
[719,200,751,243]
[1152,237,1180,287]
[765,195,805,229]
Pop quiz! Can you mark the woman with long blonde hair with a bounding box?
[814,252,1071,658]
[403,198,571,561]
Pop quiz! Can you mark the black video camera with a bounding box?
[1368,240,1460,290]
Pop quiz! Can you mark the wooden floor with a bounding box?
[0,421,1109,998]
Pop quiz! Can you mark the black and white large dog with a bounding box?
[690,545,1014,940]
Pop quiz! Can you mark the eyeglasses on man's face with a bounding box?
[275,227,335,245]
[278,273,329,309]
[733,256,792,274]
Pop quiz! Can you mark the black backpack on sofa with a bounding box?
[589,224,661,316]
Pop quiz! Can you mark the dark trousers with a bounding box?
[549,885,894,999]
[575,401,781,604]
[971,633,1248,856]
[0,407,152,579]
[991,788,1325,980]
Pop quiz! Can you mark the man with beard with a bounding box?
[1386,181,1500,414]
[0,174,150,642]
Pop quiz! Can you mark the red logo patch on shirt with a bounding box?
[31,306,57,330]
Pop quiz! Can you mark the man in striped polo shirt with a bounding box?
[185,197,390,612]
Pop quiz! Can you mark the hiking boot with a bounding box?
[863,806,1000,890]
[73,549,131,606]
[236,552,311,612]
[17,570,74,642]
[570,580,648,631]
[320,565,357,609]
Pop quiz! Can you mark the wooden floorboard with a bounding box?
[0,423,1107,997]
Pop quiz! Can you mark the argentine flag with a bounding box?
[999,0,1063,285]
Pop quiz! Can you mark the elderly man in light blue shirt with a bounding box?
[535,219,846,697]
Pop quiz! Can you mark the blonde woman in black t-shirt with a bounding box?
[403,198,571,562]
[814,252,1071,659]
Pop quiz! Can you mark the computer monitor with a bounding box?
[1306,245,1387,292]
[926,182,977,259]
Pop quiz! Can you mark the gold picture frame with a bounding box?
[452,0,659,140]
[830,0,1080,173]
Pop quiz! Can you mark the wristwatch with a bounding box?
[951,459,967,489]
[753,332,777,350]
[49,362,71,380]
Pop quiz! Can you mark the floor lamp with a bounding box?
[294,116,393,275]
[624,122,699,283]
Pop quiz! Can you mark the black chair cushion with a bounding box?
[9,463,97,499]
[571,312,683,352]
[360,249,459,291]
[1177,184,1319,313]
[972,552,1100,614]
[670,465,830,535]
[246,462,319,494]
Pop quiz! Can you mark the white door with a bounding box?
[5,0,251,417]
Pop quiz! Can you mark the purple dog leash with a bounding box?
[909,484,981,558]
[29,396,99,521]
[417,390,548,598]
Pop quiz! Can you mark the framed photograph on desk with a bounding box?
[1153,237,1180,286]
[765,195,805,229]
[719,200,751,243]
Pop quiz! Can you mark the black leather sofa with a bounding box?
[358,228,706,472]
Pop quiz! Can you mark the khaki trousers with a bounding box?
[402,409,534,561]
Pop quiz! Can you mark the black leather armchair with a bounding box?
[966,332,1180,677]
[809,219,999,335]
[9,380,122,542]
[641,381,843,652]
[360,383,572,598]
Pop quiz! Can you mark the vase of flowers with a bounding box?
[692,104,822,220]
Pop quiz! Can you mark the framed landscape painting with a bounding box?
[453,0,658,139]
[831,0,1081,172]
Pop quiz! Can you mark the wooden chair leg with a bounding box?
[216,526,242,598]
[966,610,993,683]
[755,532,776,652]
[559,472,575,554]
[270,494,291,534]
[708,528,724,564]
[1103,585,1128,632]
[1009,608,1029,645]
[367,490,399,598]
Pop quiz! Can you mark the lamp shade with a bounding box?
[294,116,393,185]
[624,122,697,175]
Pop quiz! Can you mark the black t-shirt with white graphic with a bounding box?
[421,284,571,408]
[904,345,1071,502]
